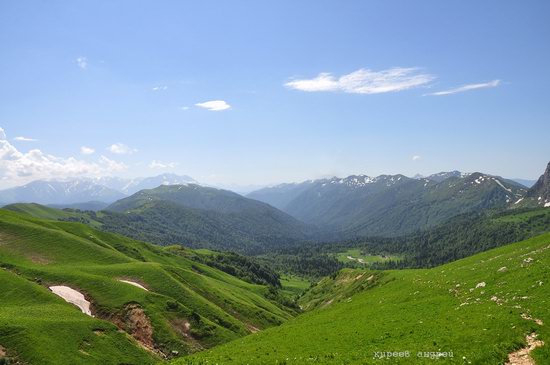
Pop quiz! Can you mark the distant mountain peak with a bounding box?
[0,179,125,205]
[425,171,469,183]
[0,173,199,206]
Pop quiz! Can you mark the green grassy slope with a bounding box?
[0,209,294,364]
[4,202,87,220]
[178,233,550,364]
[6,187,313,254]
[0,268,155,365]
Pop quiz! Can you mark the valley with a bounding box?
[0,161,549,364]
[2,3,548,364]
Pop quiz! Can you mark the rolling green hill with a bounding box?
[177,232,550,364]
[4,202,99,222]
[4,191,312,254]
[0,209,296,364]
[102,184,312,253]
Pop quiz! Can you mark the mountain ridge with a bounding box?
[248,171,528,238]
[0,173,199,206]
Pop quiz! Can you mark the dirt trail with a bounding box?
[0,344,6,357]
[506,332,544,365]
[49,285,92,316]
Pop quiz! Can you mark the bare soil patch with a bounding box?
[506,332,544,365]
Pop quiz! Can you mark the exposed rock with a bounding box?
[526,161,550,205]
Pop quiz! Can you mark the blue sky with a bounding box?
[1,1,549,188]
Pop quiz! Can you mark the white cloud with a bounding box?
[427,80,500,96]
[14,136,37,142]
[285,68,435,94]
[76,57,88,70]
[108,143,137,155]
[195,100,231,111]
[149,160,178,169]
[412,155,421,161]
[80,146,95,155]
[0,127,126,185]
[178,106,190,110]
[152,85,168,91]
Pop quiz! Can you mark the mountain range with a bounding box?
[1,164,548,252]
[0,173,198,207]
[248,171,529,237]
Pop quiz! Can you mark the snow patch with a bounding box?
[119,280,149,291]
[49,286,92,316]
[493,178,512,193]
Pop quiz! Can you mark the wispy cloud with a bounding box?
[195,100,231,111]
[152,85,168,91]
[412,155,421,161]
[76,57,88,70]
[149,160,178,169]
[0,128,125,185]
[285,67,434,94]
[14,136,37,142]
[427,80,500,96]
[108,143,137,155]
[178,106,190,111]
[80,146,95,155]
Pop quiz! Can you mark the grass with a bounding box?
[335,248,400,265]
[494,207,550,223]
[177,232,550,364]
[279,275,311,296]
[0,269,155,365]
[0,209,295,364]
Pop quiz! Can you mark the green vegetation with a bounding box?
[257,249,344,279]
[4,181,315,254]
[177,232,550,364]
[335,248,400,265]
[3,194,549,364]
[249,173,527,238]
[166,247,283,288]
[273,207,550,276]
[0,209,296,364]
[279,275,311,297]
[367,207,550,268]
[102,184,312,254]
[5,202,92,221]
[0,268,155,365]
